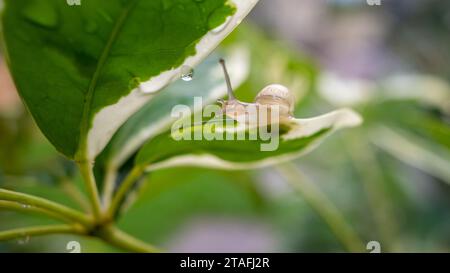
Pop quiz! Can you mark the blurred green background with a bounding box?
[1,0,449,252]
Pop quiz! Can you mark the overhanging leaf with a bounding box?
[1,0,258,160]
[135,108,362,171]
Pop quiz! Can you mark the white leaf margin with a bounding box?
[86,0,260,160]
[143,108,362,172]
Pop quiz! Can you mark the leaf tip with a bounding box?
[334,108,363,129]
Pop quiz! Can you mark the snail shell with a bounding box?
[218,59,295,125]
[254,84,295,118]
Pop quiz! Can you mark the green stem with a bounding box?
[0,188,93,227]
[99,225,162,253]
[0,200,74,223]
[101,164,117,210]
[276,163,366,252]
[108,167,144,218]
[77,161,102,220]
[0,224,85,241]
[345,132,398,252]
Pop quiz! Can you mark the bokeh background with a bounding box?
[1,0,449,252]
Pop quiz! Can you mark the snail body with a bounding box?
[218,59,295,125]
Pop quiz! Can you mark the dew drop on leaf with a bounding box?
[180,65,194,81]
[21,203,31,209]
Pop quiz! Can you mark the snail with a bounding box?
[218,58,295,125]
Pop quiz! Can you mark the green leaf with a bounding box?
[135,108,362,171]
[1,0,258,160]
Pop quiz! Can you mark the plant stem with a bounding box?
[77,161,102,220]
[0,224,85,241]
[0,188,93,227]
[108,167,144,218]
[3,174,91,213]
[101,165,117,209]
[0,200,74,223]
[99,225,162,253]
[345,131,398,252]
[276,163,366,252]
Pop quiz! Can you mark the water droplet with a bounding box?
[180,65,194,81]
[17,234,30,245]
[84,21,98,34]
[21,203,31,209]
[210,16,232,35]
[67,0,81,6]
[22,0,59,29]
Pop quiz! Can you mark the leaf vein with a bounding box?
[76,1,139,160]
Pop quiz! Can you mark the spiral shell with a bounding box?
[218,59,295,125]
[254,84,295,118]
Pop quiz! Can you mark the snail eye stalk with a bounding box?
[219,58,235,100]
